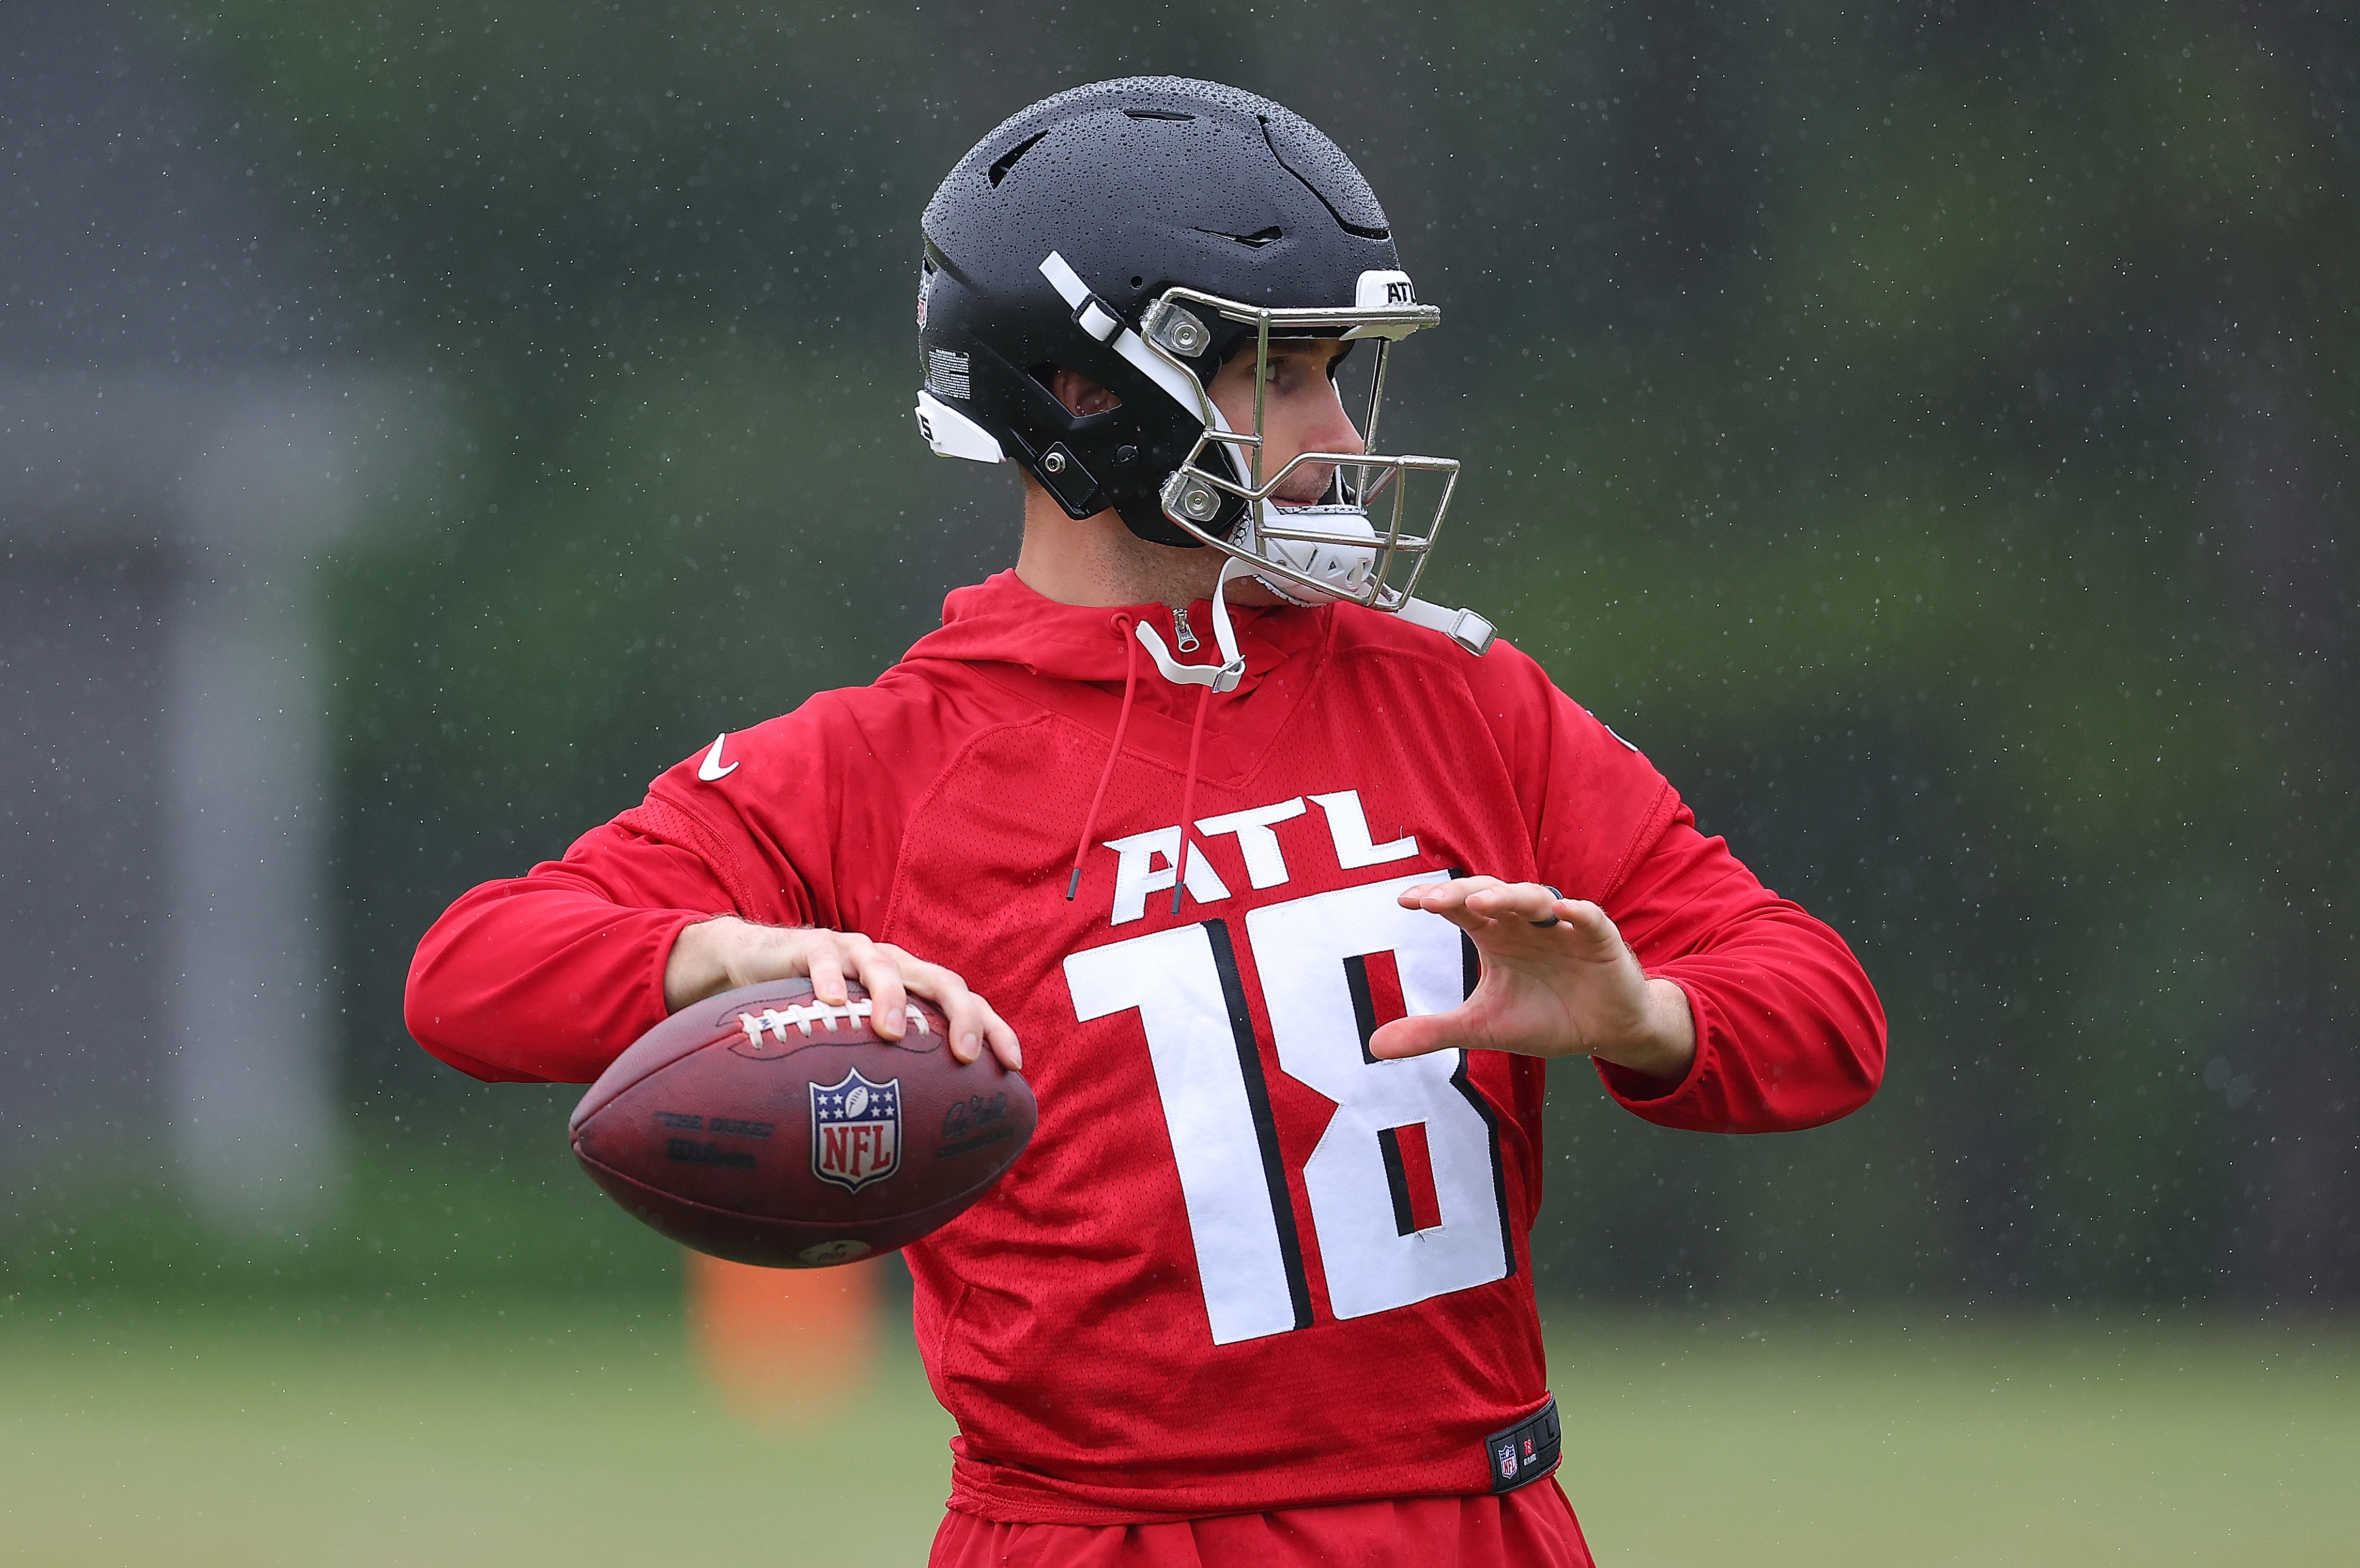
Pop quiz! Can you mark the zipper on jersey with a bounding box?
[1173,605,1200,653]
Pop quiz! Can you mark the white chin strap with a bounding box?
[1133,558,1254,693]
[1132,554,1496,686]
[1216,434,1497,655]
[1230,500,1496,654]
[1229,499,1379,607]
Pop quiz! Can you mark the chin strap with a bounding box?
[1132,558,1253,693]
[1040,252,1206,416]
[1133,561,1494,671]
[1397,597,1498,657]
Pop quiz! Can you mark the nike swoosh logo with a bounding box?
[698,732,739,781]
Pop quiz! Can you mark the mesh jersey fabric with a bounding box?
[928,1481,1593,1567]
[407,567,1886,1525]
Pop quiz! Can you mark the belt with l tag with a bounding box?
[1483,1395,1562,1494]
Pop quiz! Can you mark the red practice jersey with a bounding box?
[408,569,1885,1525]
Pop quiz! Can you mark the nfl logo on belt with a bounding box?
[810,1068,901,1193]
[1497,1442,1519,1481]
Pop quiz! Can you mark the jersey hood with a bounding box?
[898,568,1337,906]
[900,567,1324,703]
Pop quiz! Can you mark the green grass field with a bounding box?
[3,1299,2352,1566]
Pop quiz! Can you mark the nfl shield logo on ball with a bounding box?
[810,1069,901,1192]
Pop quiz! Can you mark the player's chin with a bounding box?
[1220,574,1292,608]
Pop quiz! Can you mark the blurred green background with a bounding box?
[5,0,2355,1561]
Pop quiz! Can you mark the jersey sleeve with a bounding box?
[1472,641,1886,1133]
[405,675,978,1087]
[403,812,807,1084]
[1593,803,1886,1132]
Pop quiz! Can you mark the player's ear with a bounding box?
[1047,366,1122,418]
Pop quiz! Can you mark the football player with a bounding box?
[409,78,1886,1566]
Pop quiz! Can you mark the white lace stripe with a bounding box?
[735,999,931,1046]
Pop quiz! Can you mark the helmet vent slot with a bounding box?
[986,131,1049,188]
[1194,226,1284,249]
[1123,109,1196,120]
[1259,115,1390,241]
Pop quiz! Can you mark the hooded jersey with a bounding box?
[407,569,1885,1525]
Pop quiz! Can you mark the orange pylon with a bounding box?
[683,1248,883,1426]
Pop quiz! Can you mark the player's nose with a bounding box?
[1309,376,1366,457]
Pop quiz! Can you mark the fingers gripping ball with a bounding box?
[570,979,1037,1267]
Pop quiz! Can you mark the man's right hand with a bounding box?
[664,917,1022,1070]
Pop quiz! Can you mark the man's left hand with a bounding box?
[1370,877,1696,1086]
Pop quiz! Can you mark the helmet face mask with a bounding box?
[914,76,1490,653]
[1140,283,1460,611]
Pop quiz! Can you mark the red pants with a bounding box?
[930,1481,1593,1567]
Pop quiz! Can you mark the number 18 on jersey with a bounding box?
[1064,871,1514,1346]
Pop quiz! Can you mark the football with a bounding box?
[570,978,1036,1268]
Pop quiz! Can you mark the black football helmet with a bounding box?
[915,76,1491,654]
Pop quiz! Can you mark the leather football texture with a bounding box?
[570,978,1035,1268]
